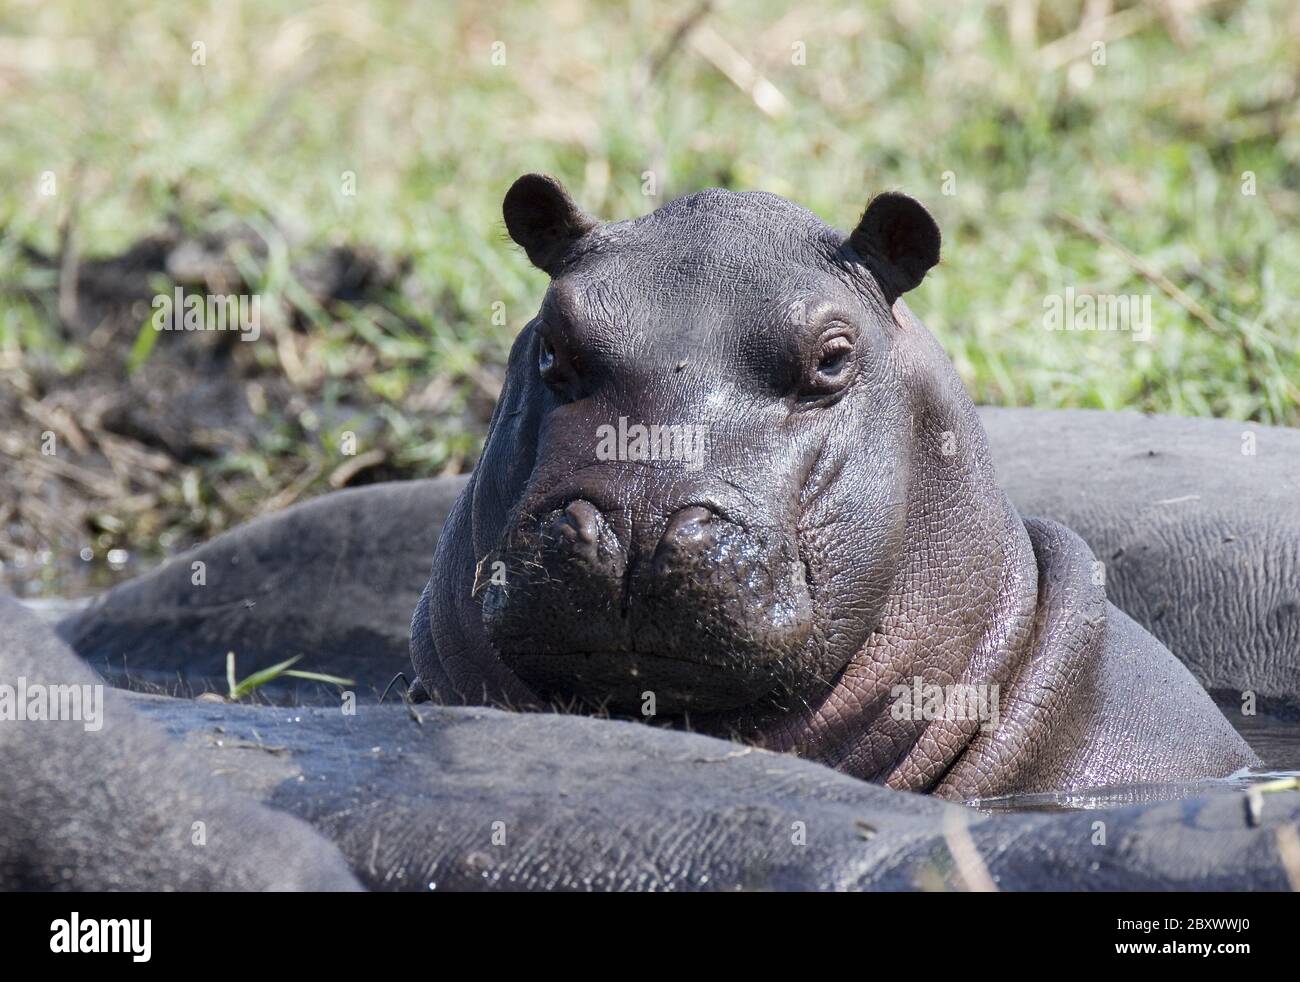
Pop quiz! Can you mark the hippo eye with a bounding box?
[538,332,580,400]
[539,336,557,376]
[815,336,853,378]
[793,332,857,404]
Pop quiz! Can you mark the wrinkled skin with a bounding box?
[127,692,1300,893]
[8,596,1297,892]
[411,175,1258,798]
[981,407,1300,718]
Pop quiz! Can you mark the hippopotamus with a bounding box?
[12,588,1300,893]
[409,174,1259,799]
[0,595,360,890]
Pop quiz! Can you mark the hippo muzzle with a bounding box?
[481,487,815,714]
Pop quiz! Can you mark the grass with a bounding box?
[0,0,1297,588]
[225,651,354,701]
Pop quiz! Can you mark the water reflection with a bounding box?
[972,769,1300,813]
[1,546,148,600]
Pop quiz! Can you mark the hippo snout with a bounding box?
[480,495,814,714]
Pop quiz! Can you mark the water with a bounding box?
[1,548,148,601]
[972,769,1300,813]
[18,596,92,625]
[972,706,1300,812]
[1229,706,1300,772]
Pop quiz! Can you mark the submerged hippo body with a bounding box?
[410,175,1258,799]
[10,590,1299,893]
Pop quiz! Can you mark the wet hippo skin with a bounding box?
[128,690,1300,892]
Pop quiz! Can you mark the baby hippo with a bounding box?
[410,174,1258,800]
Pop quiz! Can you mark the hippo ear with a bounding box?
[848,191,941,304]
[503,174,597,275]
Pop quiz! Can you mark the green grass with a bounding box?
[1,0,1297,480]
[225,652,354,701]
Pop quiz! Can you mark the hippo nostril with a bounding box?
[560,499,602,545]
[658,505,718,554]
[530,497,626,582]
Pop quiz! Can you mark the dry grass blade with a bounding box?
[1053,210,1229,337]
[688,24,788,119]
[941,808,998,892]
[328,449,385,489]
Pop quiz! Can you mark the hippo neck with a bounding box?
[756,305,1050,789]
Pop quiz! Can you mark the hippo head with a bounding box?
[417,174,944,724]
